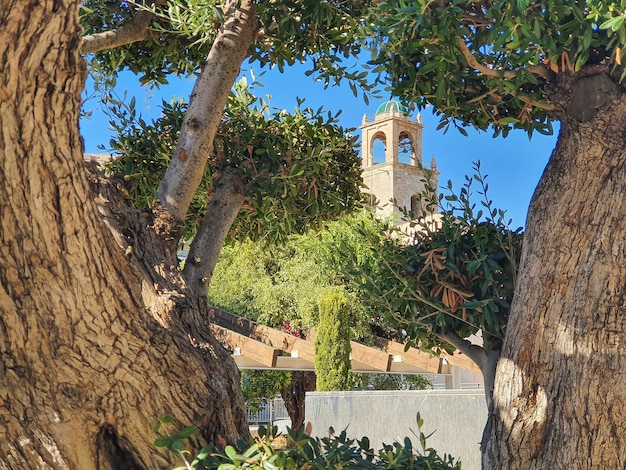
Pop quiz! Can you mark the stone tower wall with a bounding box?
[360,103,436,220]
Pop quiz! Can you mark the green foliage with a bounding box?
[105,96,190,209]
[210,210,388,340]
[314,291,353,391]
[356,373,433,391]
[81,0,212,85]
[223,81,366,244]
[157,415,461,469]
[209,239,329,330]
[153,415,199,468]
[104,77,365,240]
[82,0,375,96]
[355,163,521,354]
[241,370,291,414]
[365,0,626,136]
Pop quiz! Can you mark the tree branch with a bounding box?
[156,0,258,222]
[460,13,494,28]
[182,166,248,296]
[439,329,500,407]
[81,8,155,54]
[456,36,553,81]
[439,329,486,372]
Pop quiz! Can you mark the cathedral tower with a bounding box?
[361,101,437,219]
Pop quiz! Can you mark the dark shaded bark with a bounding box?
[0,2,249,468]
[483,72,626,469]
[280,371,317,435]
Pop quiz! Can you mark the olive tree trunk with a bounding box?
[483,73,626,468]
[0,2,248,468]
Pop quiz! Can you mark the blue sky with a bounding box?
[81,63,558,229]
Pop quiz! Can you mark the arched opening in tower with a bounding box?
[398,132,414,165]
[371,133,386,164]
[410,194,420,218]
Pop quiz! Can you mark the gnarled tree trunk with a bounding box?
[483,73,626,468]
[0,2,248,468]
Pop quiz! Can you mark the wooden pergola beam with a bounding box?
[442,351,481,374]
[349,341,393,372]
[375,337,442,374]
[209,324,279,368]
[375,336,481,375]
[211,309,481,375]
[212,309,315,362]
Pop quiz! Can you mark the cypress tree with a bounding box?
[314,291,352,391]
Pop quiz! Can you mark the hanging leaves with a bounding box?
[105,77,365,242]
[365,0,626,137]
[355,163,522,355]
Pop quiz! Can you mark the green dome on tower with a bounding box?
[375,100,410,116]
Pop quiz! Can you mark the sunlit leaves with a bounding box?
[105,77,365,241]
[366,0,626,136]
[354,163,522,354]
[181,421,460,469]
[82,0,374,95]
[210,211,387,343]
[315,291,353,391]
[82,0,212,84]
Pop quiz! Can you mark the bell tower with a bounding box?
[361,101,437,220]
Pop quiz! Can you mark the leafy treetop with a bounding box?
[366,0,626,137]
[105,78,364,242]
[209,210,384,342]
[354,164,521,356]
[82,0,372,97]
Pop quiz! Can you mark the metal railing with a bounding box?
[246,397,290,425]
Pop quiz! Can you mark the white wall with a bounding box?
[305,390,487,470]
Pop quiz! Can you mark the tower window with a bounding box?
[398,132,413,165]
[410,194,420,218]
[371,133,386,164]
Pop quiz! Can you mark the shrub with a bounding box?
[155,413,461,470]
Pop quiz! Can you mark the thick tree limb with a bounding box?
[156,0,258,222]
[183,166,248,295]
[81,8,155,54]
[456,36,553,81]
[440,329,499,408]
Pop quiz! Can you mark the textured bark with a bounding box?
[483,73,626,469]
[183,167,248,295]
[80,8,155,54]
[156,0,258,221]
[280,372,317,435]
[0,2,248,468]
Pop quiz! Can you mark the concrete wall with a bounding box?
[305,390,487,470]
